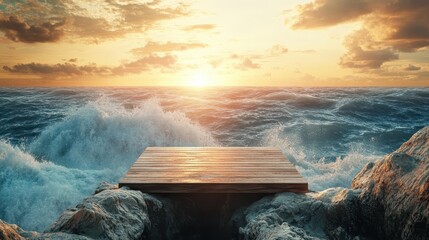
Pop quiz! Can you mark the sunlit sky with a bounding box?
[0,0,428,86]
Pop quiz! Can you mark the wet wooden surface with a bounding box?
[119,147,308,193]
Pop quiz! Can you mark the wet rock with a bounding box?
[235,127,429,240]
[0,220,24,240]
[21,231,92,240]
[352,126,429,239]
[93,182,118,194]
[232,188,362,239]
[45,185,154,240]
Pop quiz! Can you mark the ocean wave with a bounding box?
[0,87,427,231]
[29,97,217,171]
[0,140,106,231]
[0,97,216,231]
[262,125,380,191]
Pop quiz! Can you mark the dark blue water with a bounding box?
[0,87,428,230]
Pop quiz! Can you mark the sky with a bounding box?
[0,0,428,87]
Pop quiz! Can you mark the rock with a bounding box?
[45,184,155,240]
[0,220,24,240]
[44,183,188,240]
[0,219,93,240]
[231,188,363,240]
[21,231,93,240]
[235,127,429,240]
[93,182,118,194]
[352,126,429,239]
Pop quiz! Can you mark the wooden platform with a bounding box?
[119,147,308,193]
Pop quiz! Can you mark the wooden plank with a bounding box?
[119,183,308,193]
[120,178,307,184]
[125,171,300,176]
[119,147,308,193]
[130,161,293,168]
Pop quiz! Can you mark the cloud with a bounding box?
[0,0,188,42]
[68,16,124,40]
[183,24,216,31]
[131,41,207,55]
[112,54,177,75]
[2,62,109,75]
[339,29,398,69]
[293,0,429,52]
[208,58,223,68]
[292,0,429,68]
[294,49,316,54]
[404,64,421,71]
[292,0,369,29]
[0,15,65,43]
[270,44,288,55]
[236,58,261,70]
[114,1,188,28]
[3,54,177,77]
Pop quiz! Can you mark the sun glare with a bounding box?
[188,71,212,87]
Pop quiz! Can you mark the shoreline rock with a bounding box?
[234,126,429,240]
[351,126,429,239]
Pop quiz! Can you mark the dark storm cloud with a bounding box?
[292,0,429,68]
[0,0,188,42]
[3,55,177,77]
[0,15,65,43]
[404,64,421,71]
[131,41,207,55]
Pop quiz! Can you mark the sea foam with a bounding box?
[0,98,216,231]
[262,125,380,190]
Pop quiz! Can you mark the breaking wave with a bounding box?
[0,87,428,231]
[0,97,216,231]
[262,125,380,190]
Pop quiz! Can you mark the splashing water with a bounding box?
[0,97,216,231]
[0,87,428,230]
[261,125,380,190]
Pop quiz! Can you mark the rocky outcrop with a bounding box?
[231,188,364,240]
[45,183,157,240]
[0,220,89,240]
[0,220,24,240]
[234,126,429,240]
[352,126,429,239]
[43,182,191,240]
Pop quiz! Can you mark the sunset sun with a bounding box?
[188,70,213,87]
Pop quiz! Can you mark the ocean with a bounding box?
[0,87,428,231]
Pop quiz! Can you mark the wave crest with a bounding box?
[262,125,379,191]
[1,97,216,231]
[29,97,217,171]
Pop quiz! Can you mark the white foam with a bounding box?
[0,140,106,231]
[262,125,380,191]
[0,98,217,231]
[29,97,217,171]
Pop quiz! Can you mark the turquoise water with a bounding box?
[0,87,428,230]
